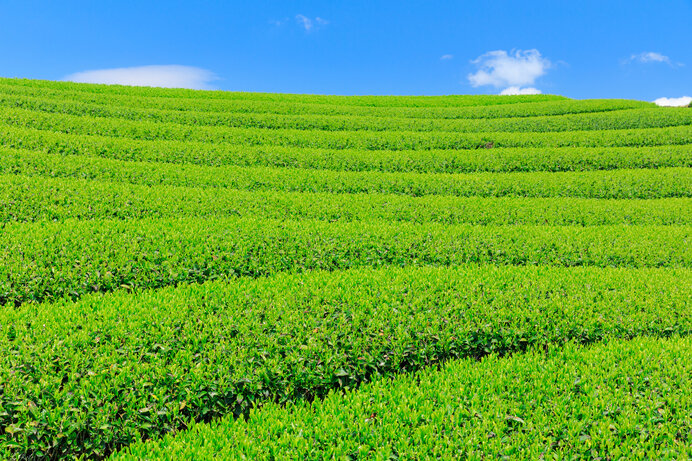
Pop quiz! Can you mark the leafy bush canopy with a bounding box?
[0,77,689,459]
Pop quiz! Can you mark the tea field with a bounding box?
[0,77,690,459]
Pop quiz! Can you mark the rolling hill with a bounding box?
[0,77,690,459]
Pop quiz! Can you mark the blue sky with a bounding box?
[0,0,690,101]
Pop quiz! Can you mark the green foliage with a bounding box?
[2,105,691,151]
[0,77,568,106]
[3,79,638,122]
[2,124,691,173]
[0,92,686,133]
[2,266,691,459]
[0,77,690,459]
[2,147,690,200]
[114,336,692,460]
[1,217,689,306]
[2,173,690,225]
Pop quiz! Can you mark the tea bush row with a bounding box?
[1,93,685,133]
[3,173,690,226]
[0,80,641,119]
[1,217,690,306]
[2,265,690,458]
[3,125,690,173]
[3,148,690,200]
[115,336,692,460]
[2,106,691,151]
[0,77,566,107]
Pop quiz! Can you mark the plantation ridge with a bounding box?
[0,77,691,459]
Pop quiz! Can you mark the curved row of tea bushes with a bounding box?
[2,106,691,150]
[3,174,690,225]
[0,81,643,119]
[1,94,686,133]
[1,217,689,306]
[1,77,690,459]
[0,87,652,120]
[3,148,690,200]
[2,265,690,459]
[4,127,690,173]
[115,336,692,460]
[0,77,567,106]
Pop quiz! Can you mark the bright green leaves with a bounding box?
[1,218,689,307]
[0,77,690,460]
[1,265,691,458]
[114,337,692,460]
[1,173,691,225]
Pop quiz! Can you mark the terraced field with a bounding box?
[0,77,690,459]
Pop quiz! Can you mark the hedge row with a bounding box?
[2,217,690,306]
[116,336,692,460]
[0,80,641,120]
[0,77,566,107]
[2,106,691,150]
[3,174,690,226]
[3,125,690,173]
[1,94,686,133]
[3,148,690,200]
[2,265,690,458]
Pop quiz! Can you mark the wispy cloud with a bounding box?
[653,96,691,107]
[500,86,542,95]
[632,52,671,64]
[468,49,551,95]
[626,52,683,67]
[64,65,218,90]
[295,14,328,32]
[440,54,454,61]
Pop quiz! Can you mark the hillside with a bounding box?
[0,77,690,459]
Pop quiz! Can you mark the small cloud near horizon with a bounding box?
[295,14,328,32]
[626,52,683,67]
[64,65,218,90]
[500,86,542,95]
[468,49,551,96]
[440,54,454,60]
[653,96,691,107]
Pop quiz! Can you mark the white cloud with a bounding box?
[500,86,542,95]
[469,49,550,87]
[653,96,692,107]
[626,52,684,68]
[440,54,454,60]
[296,14,328,31]
[630,52,670,64]
[64,65,218,90]
[468,49,551,96]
